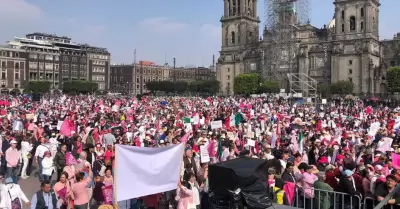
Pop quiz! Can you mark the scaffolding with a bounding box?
[263,0,311,88]
[287,73,318,97]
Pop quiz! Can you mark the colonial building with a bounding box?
[0,47,26,92]
[217,0,397,95]
[110,61,216,95]
[6,33,110,90]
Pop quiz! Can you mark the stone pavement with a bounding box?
[18,163,57,209]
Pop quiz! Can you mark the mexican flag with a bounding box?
[225,114,235,127]
[204,100,211,107]
[234,112,243,126]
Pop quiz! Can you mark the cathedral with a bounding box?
[216,0,400,95]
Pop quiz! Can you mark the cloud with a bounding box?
[139,17,186,33]
[0,0,45,45]
[0,0,43,21]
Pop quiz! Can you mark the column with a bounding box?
[230,0,233,16]
[224,0,228,17]
[236,0,239,16]
[253,0,257,17]
[335,8,340,34]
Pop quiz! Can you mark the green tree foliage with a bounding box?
[330,80,354,94]
[317,83,331,97]
[62,81,99,94]
[259,81,280,93]
[25,81,51,93]
[187,80,220,94]
[387,67,400,93]
[233,73,260,95]
[10,89,21,95]
[146,80,220,94]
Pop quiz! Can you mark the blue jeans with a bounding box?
[43,175,51,182]
[38,157,43,181]
[6,167,18,183]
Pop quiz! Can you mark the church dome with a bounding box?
[328,18,335,29]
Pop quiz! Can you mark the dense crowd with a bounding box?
[0,94,398,209]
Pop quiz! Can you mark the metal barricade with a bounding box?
[286,187,362,209]
[364,196,400,209]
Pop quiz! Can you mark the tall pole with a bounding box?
[140,61,143,95]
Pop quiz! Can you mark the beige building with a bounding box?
[217,0,397,95]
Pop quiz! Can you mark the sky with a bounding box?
[0,0,399,67]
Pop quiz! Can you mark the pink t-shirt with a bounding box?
[72,178,91,205]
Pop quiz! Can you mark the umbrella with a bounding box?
[0,100,10,106]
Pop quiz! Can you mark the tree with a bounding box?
[330,80,354,94]
[233,73,260,95]
[63,81,98,94]
[25,81,51,93]
[187,80,220,94]
[10,89,21,95]
[259,81,280,93]
[387,67,400,93]
[317,83,331,97]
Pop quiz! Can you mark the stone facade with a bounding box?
[217,0,397,95]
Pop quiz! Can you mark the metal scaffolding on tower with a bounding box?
[263,0,312,93]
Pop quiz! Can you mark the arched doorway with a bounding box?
[379,83,387,94]
[0,89,9,94]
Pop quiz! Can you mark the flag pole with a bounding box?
[114,144,119,208]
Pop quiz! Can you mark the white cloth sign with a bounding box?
[199,145,210,163]
[210,120,222,130]
[115,143,184,201]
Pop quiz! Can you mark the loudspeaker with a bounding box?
[32,93,41,102]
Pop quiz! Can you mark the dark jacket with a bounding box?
[54,151,66,169]
[35,191,57,209]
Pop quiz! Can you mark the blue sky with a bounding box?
[0,0,399,66]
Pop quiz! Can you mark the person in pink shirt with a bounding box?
[72,165,92,209]
[5,140,20,183]
[53,171,72,209]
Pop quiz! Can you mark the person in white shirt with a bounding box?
[220,143,230,162]
[34,138,50,182]
[3,177,30,209]
[48,133,59,159]
[41,152,54,182]
[20,138,33,179]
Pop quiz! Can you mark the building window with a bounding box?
[350,16,356,31]
[360,22,364,30]
[349,60,352,65]
[15,53,19,58]
[348,69,353,74]
[349,77,353,82]
[341,11,344,20]
[341,24,344,32]
[39,54,44,60]
[45,55,53,60]
[231,31,235,44]
[15,63,19,69]
[29,53,37,59]
[1,81,5,88]
[55,56,59,61]
[63,56,69,62]
[14,83,19,88]
[136,77,139,83]
[15,73,19,80]
[227,68,230,72]
[361,8,364,17]
[1,61,6,67]
[72,57,77,62]
[227,75,230,80]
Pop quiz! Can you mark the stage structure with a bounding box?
[263,0,312,93]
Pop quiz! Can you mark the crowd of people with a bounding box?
[0,94,398,209]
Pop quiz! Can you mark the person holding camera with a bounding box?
[30,180,61,209]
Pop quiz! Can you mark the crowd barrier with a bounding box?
[364,196,400,209]
[287,188,362,209]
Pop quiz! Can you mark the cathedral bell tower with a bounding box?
[330,0,381,94]
[221,0,260,48]
[216,0,261,95]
